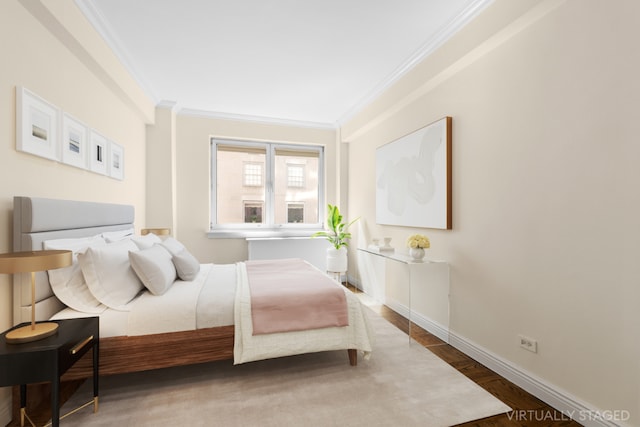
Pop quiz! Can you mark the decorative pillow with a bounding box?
[44,236,107,313]
[78,239,143,310]
[129,245,177,295]
[102,228,135,243]
[160,237,200,281]
[131,233,162,250]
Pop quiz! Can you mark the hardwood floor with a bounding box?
[346,283,583,427]
[7,285,583,427]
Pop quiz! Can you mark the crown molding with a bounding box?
[177,108,337,130]
[76,0,492,129]
[75,0,159,104]
[337,0,494,126]
[156,100,179,111]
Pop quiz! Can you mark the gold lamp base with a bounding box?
[5,322,59,344]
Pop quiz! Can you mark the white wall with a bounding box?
[3,0,638,424]
[145,105,177,232]
[344,0,639,424]
[0,1,153,423]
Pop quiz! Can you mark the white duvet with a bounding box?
[52,261,375,365]
[233,261,375,364]
[127,264,212,335]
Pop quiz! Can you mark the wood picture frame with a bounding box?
[376,116,452,230]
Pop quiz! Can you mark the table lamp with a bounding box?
[0,250,72,344]
[141,228,171,237]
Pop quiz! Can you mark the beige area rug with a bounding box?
[59,308,510,426]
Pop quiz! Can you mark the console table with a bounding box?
[357,248,450,344]
[0,317,99,427]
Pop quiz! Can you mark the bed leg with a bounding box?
[347,349,357,366]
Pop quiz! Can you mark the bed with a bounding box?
[12,196,374,382]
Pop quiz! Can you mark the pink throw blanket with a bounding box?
[245,258,349,335]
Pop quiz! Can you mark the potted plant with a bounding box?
[313,204,359,272]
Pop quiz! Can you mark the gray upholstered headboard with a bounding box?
[13,196,135,324]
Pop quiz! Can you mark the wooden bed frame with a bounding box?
[12,196,357,385]
[64,327,357,381]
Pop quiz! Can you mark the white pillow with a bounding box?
[160,237,200,281]
[102,228,135,243]
[44,236,107,313]
[131,233,162,250]
[129,245,177,295]
[78,239,143,310]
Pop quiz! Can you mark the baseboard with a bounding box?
[346,275,630,427]
[448,332,629,427]
[383,298,450,344]
[346,275,449,343]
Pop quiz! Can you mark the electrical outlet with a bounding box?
[518,335,537,353]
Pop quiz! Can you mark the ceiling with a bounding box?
[77,0,491,127]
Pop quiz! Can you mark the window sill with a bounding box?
[207,229,323,239]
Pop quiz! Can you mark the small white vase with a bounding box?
[409,247,425,262]
[326,246,348,272]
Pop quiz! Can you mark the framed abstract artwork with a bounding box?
[109,141,124,180]
[376,116,452,230]
[16,87,60,161]
[61,113,89,169]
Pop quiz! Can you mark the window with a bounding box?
[243,162,262,187]
[244,201,263,223]
[287,164,304,188]
[287,202,304,223]
[211,139,324,236]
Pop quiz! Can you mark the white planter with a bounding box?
[326,246,348,272]
[409,247,426,262]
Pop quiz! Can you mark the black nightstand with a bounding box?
[0,317,99,427]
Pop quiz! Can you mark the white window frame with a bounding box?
[209,138,324,238]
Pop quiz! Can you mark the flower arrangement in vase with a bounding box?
[406,234,430,261]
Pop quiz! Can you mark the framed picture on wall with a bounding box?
[16,86,60,161]
[376,116,452,230]
[61,113,89,169]
[109,141,124,180]
[89,130,108,175]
